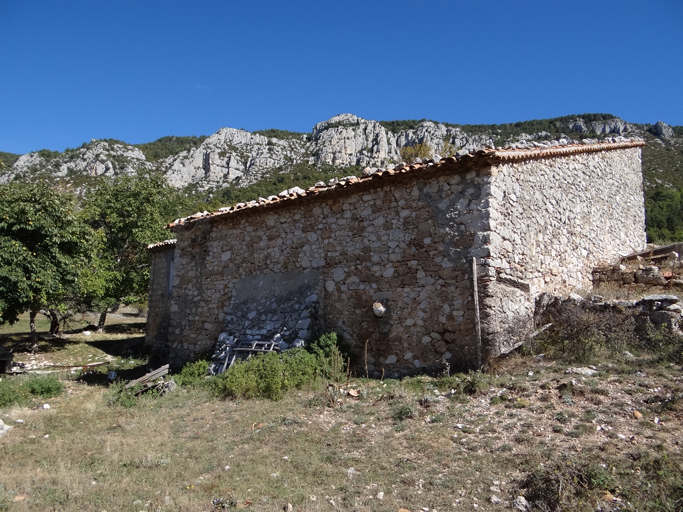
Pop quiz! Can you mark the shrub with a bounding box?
[392,405,414,421]
[214,349,318,401]
[106,381,139,408]
[522,456,614,510]
[26,376,64,398]
[0,375,64,408]
[0,379,28,408]
[530,304,640,363]
[173,359,210,387]
[213,333,348,401]
[400,143,433,163]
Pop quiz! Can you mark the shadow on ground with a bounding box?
[0,333,83,354]
[77,364,150,386]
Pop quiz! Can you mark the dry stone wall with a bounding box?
[158,165,499,375]
[480,147,646,355]
[150,143,646,373]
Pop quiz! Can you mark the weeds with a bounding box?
[0,375,64,408]
[529,301,683,365]
[213,333,347,400]
[106,381,140,407]
[172,359,211,387]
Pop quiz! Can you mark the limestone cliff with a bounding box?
[1,115,679,192]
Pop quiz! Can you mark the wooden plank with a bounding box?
[125,364,169,389]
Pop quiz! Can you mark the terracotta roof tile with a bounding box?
[168,139,645,231]
[147,239,177,251]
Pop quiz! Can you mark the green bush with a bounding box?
[26,376,64,398]
[310,332,347,381]
[392,405,414,421]
[173,359,210,387]
[0,379,28,408]
[213,332,347,401]
[214,349,318,401]
[106,381,139,408]
[0,375,64,408]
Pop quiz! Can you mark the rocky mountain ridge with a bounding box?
[1,114,681,192]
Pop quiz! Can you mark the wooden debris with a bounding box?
[125,364,168,389]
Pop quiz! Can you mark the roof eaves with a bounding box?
[167,139,645,231]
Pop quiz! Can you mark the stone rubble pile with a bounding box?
[208,292,320,375]
[537,292,683,332]
[593,264,683,287]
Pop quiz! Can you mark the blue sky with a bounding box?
[1,0,681,154]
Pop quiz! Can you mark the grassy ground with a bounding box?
[0,328,682,512]
[0,312,148,370]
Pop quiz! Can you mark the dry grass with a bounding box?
[0,345,682,511]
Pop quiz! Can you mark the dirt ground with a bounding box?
[0,321,681,512]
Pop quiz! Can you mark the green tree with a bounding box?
[0,183,93,340]
[81,171,181,329]
[400,142,433,163]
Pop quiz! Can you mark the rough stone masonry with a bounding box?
[147,140,646,376]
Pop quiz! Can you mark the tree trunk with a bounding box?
[48,310,60,335]
[29,309,38,346]
[97,310,107,332]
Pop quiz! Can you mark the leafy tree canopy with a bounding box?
[80,171,184,315]
[0,182,93,325]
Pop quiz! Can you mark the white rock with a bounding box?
[513,496,530,511]
[565,367,597,377]
[0,420,12,439]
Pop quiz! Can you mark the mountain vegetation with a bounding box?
[0,152,19,169]
[135,135,208,162]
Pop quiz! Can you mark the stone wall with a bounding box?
[145,243,175,353]
[151,142,646,373]
[480,147,646,355]
[156,164,498,374]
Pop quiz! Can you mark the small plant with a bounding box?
[107,381,139,408]
[26,375,64,398]
[392,405,414,421]
[173,359,210,387]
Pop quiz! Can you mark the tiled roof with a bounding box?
[147,239,177,251]
[168,139,645,231]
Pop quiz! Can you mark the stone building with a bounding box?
[146,140,646,374]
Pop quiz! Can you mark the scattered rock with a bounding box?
[0,420,12,439]
[490,495,502,504]
[513,495,530,511]
[642,294,679,304]
[565,367,598,377]
[376,491,384,500]
[602,491,616,502]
